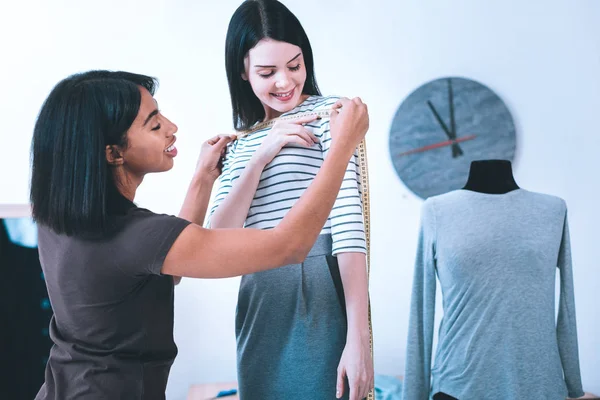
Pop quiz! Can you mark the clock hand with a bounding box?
[426,100,464,157]
[447,79,462,158]
[426,100,452,139]
[397,134,476,157]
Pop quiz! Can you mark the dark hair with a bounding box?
[225,0,321,131]
[30,70,158,236]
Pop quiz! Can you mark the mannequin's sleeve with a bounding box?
[402,199,437,400]
[556,208,584,398]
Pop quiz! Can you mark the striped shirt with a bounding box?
[208,95,366,256]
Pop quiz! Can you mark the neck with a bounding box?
[112,168,143,202]
[463,160,519,194]
[263,93,311,121]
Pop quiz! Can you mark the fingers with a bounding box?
[284,135,314,148]
[211,137,234,153]
[293,128,319,146]
[277,120,319,142]
[333,96,365,109]
[346,368,372,400]
[336,366,345,399]
[278,125,319,146]
[363,370,374,399]
[350,376,368,400]
[332,97,351,111]
[330,107,339,124]
[348,376,360,400]
[207,134,237,146]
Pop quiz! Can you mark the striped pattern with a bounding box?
[208,95,366,255]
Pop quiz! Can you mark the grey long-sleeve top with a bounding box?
[402,189,584,400]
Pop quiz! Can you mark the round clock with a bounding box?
[388,77,516,199]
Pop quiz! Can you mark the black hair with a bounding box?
[225,0,321,131]
[30,70,158,236]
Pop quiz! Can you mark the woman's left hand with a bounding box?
[336,334,374,400]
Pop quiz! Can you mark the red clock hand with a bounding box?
[397,135,477,157]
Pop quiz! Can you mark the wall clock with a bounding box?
[388,77,516,199]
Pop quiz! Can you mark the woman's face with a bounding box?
[243,38,307,118]
[110,87,178,177]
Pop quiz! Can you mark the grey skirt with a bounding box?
[236,234,349,400]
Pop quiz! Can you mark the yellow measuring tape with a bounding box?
[238,108,374,400]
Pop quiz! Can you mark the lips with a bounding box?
[271,87,295,101]
[165,137,178,157]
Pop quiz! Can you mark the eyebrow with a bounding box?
[254,52,302,68]
[143,109,159,127]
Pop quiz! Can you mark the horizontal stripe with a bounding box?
[331,204,363,212]
[247,206,292,219]
[334,237,367,244]
[210,95,365,248]
[335,229,366,236]
[258,170,317,184]
[330,220,364,229]
[263,161,321,173]
[253,187,306,201]
[332,246,367,253]
[255,177,314,192]
[250,196,300,210]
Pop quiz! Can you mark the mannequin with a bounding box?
[432,160,519,400]
[403,158,584,400]
[433,160,519,400]
[462,159,519,194]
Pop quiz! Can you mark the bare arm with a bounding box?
[179,176,215,226]
[164,144,354,278]
[172,175,218,285]
[338,253,370,341]
[335,253,374,400]
[208,158,265,228]
[163,98,369,279]
[172,135,233,284]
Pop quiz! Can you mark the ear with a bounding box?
[242,55,250,81]
[105,145,124,166]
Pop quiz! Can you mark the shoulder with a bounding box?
[418,197,439,230]
[522,190,565,207]
[519,190,567,216]
[424,190,465,212]
[295,95,341,113]
[126,207,190,231]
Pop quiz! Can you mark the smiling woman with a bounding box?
[207,1,375,400]
[28,69,369,399]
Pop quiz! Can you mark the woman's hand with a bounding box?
[194,134,237,181]
[329,97,369,154]
[252,115,320,167]
[336,333,374,400]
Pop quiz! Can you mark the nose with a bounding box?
[275,71,291,90]
[164,117,178,136]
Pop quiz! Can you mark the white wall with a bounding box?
[2,0,599,398]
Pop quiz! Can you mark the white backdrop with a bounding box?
[1,1,599,398]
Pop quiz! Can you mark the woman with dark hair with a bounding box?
[209,1,374,399]
[30,69,368,399]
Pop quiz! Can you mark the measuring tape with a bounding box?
[239,108,374,400]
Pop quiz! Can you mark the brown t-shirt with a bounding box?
[34,208,191,400]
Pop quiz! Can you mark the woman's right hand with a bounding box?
[195,134,237,182]
[329,97,369,153]
[252,114,320,167]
